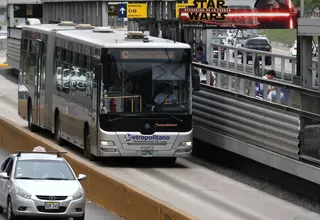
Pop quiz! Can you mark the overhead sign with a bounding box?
[179,0,298,29]
[176,3,189,18]
[118,3,127,18]
[175,0,211,18]
[120,50,175,60]
[127,3,147,19]
[108,5,118,17]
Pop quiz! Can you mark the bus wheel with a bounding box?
[84,129,97,161]
[27,102,36,132]
[54,114,65,146]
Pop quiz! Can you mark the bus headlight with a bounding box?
[179,141,192,147]
[100,141,115,147]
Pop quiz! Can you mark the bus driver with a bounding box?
[154,84,177,105]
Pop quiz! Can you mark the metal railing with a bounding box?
[0,37,6,50]
[6,26,22,69]
[207,43,319,85]
[192,62,320,164]
[7,26,22,40]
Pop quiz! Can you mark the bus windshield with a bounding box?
[100,48,191,114]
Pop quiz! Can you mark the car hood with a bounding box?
[15,180,80,196]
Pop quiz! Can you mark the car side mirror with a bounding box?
[0,172,9,179]
[77,174,87,181]
[192,74,200,91]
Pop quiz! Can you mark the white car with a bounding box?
[0,147,87,220]
[289,40,297,57]
[289,40,318,59]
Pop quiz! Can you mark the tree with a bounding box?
[292,0,320,10]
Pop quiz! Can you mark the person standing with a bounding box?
[193,46,206,62]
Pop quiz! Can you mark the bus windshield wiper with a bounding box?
[108,115,130,123]
[108,114,149,123]
[166,114,183,123]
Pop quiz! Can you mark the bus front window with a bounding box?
[99,48,191,114]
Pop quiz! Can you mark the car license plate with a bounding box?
[141,146,154,156]
[44,202,59,210]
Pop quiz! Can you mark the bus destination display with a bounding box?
[120,50,176,60]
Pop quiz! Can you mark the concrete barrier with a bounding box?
[0,117,195,220]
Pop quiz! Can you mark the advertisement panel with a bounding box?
[179,0,298,29]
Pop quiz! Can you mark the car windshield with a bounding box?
[100,48,191,114]
[14,160,76,180]
[246,39,269,45]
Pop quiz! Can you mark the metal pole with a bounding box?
[300,0,304,18]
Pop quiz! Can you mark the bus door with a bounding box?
[34,39,45,127]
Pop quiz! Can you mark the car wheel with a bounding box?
[73,213,85,220]
[7,197,17,220]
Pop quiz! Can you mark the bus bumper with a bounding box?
[97,130,193,157]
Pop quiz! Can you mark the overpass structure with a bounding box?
[5,0,320,186]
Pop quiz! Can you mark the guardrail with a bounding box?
[0,37,6,50]
[7,26,22,40]
[6,26,21,70]
[207,43,319,85]
[192,62,320,166]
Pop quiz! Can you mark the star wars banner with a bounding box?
[179,0,298,29]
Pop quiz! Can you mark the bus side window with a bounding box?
[85,56,92,98]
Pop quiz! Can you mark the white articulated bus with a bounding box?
[18,20,200,163]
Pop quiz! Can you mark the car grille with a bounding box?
[37,206,67,213]
[36,195,68,200]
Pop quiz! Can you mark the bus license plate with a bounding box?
[44,202,60,210]
[141,146,154,156]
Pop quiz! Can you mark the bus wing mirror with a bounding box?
[192,74,200,91]
[94,64,102,80]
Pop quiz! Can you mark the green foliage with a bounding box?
[292,0,320,10]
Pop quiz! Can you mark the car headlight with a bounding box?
[17,187,31,199]
[72,188,84,200]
